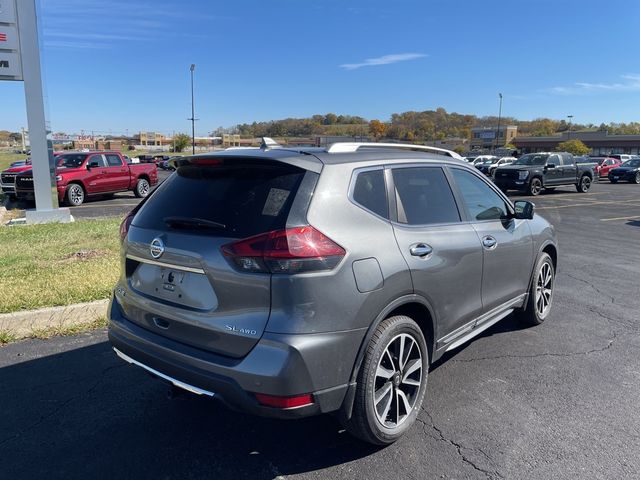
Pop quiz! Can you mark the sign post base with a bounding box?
[25,208,72,224]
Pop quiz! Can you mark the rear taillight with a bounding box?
[222,226,345,274]
[119,212,134,242]
[254,393,314,409]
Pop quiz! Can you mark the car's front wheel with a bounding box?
[344,315,429,445]
[633,172,640,184]
[519,252,555,326]
[66,183,85,206]
[528,177,543,196]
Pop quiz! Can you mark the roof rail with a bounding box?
[326,142,464,160]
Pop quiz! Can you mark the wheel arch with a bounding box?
[340,294,437,421]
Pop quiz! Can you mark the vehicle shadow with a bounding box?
[626,220,640,228]
[0,340,380,479]
[431,312,530,370]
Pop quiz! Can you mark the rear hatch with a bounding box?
[123,157,315,357]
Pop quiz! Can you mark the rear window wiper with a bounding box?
[163,216,226,230]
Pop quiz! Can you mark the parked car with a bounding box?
[470,155,497,166]
[493,152,594,195]
[14,151,158,206]
[109,141,558,445]
[607,154,638,163]
[608,158,640,183]
[589,157,623,179]
[160,156,180,171]
[1,161,33,199]
[489,157,517,177]
[474,156,500,175]
[153,155,170,165]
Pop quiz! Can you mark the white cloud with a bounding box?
[549,74,640,95]
[340,53,427,70]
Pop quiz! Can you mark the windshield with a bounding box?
[58,154,88,168]
[621,159,640,168]
[514,154,549,166]
[481,158,497,165]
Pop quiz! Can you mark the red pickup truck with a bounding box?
[14,151,158,206]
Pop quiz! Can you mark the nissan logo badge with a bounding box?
[150,238,165,259]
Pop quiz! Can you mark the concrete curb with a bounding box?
[0,299,109,339]
[0,205,7,225]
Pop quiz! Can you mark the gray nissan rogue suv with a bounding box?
[109,142,557,445]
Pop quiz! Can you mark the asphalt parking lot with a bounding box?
[1,181,639,479]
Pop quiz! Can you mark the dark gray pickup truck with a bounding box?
[493,152,594,196]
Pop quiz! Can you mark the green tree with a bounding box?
[556,139,590,155]
[172,133,191,152]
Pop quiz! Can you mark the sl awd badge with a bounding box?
[150,237,165,259]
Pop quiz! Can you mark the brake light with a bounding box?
[222,226,345,274]
[254,393,314,409]
[119,211,135,242]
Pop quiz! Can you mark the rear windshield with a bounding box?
[133,161,305,238]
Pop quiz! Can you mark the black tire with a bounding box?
[343,315,429,445]
[633,172,640,184]
[543,187,555,193]
[519,253,555,326]
[576,175,592,193]
[610,178,618,184]
[134,178,150,198]
[66,183,85,206]
[527,177,543,196]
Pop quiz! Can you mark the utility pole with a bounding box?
[21,127,26,152]
[189,64,196,154]
[495,93,503,153]
[567,115,573,140]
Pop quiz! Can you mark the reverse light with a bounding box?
[119,211,135,242]
[518,171,529,180]
[254,393,314,409]
[222,226,346,274]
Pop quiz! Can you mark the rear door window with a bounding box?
[352,169,388,219]
[392,167,460,225]
[133,161,306,238]
[106,154,122,167]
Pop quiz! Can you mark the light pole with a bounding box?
[567,115,573,140]
[495,93,503,153]
[189,64,196,154]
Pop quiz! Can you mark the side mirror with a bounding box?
[87,162,99,169]
[514,200,535,220]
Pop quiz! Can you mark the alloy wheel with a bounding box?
[69,185,84,205]
[535,262,553,317]
[373,333,423,428]
[138,179,150,196]
[530,179,542,195]
[581,177,591,192]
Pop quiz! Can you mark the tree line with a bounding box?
[224,109,640,142]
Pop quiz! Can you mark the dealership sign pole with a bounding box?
[0,0,70,223]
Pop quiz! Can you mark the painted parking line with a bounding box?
[537,199,640,210]
[601,215,640,222]
[72,203,140,209]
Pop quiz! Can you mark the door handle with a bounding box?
[410,243,433,257]
[482,236,497,250]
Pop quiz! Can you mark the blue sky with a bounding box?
[2,0,639,136]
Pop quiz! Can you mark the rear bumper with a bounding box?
[107,294,363,419]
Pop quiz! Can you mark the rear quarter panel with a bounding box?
[266,163,414,335]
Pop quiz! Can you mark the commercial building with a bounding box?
[513,131,640,155]
[138,132,168,147]
[470,125,518,150]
